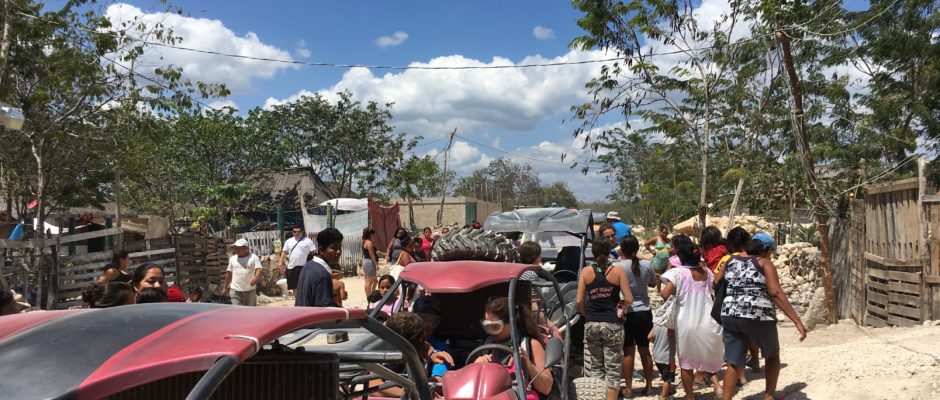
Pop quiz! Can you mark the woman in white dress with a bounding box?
[660,234,724,399]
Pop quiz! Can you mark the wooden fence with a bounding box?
[238,230,282,257]
[837,162,940,326]
[172,234,230,295]
[1,228,230,310]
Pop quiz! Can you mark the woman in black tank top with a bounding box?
[98,250,132,284]
[576,237,634,400]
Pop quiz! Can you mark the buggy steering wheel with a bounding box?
[465,343,516,366]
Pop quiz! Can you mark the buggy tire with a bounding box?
[569,377,607,400]
[430,228,520,263]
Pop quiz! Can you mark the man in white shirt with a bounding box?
[279,227,318,293]
[224,238,263,306]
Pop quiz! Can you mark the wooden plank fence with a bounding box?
[1,227,231,310]
[845,159,939,327]
[238,230,281,257]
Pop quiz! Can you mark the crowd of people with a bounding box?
[72,214,810,400]
[579,221,808,400]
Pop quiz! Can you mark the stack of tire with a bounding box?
[430,228,520,262]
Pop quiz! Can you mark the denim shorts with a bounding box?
[721,316,779,366]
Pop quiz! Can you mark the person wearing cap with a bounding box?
[224,238,263,306]
[719,232,807,400]
[606,211,631,243]
[279,227,317,295]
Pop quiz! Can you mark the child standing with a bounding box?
[648,324,677,400]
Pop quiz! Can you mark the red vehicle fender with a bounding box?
[441,363,515,400]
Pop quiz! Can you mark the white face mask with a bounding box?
[481,319,505,335]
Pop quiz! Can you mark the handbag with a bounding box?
[653,270,681,329]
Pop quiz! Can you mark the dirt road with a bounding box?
[264,277,940,399]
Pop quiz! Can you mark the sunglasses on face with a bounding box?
[480,319,505,334]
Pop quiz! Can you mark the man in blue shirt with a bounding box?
[295,228,343,307]
[606,211,631,243]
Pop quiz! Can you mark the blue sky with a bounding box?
[76,0,622,201]
[44,0,876,202]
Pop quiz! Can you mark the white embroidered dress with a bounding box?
[661,266,724,372]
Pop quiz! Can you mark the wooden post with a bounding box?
[49,231,61,310]
[437,129,456,226]
[105,218,113,250]
[67,217,75,256]
[918,157,929,322]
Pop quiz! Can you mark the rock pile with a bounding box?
[672,215,777,236]
[772,242,822,320]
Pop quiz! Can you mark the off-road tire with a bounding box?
[430,228,520,263]
[569,377,607,400]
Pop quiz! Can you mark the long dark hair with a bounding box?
[82,282,134,308]
[727,227,752,253]
[620,235,641,276]
[591,237,612,269]
[485,296,541,341]
[672,234,701,267]
[362,227,375,241]
[700,226,723,250]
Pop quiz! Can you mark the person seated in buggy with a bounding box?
[373,311,454,398]
[473,296,554,399]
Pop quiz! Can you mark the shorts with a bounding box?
[623,310,653,348]
[721,316,780,367]
[583,321,624,389]
[229,289,257,307]
[362,258,377,277]
[655,363,676,383]
[286,265,304,290]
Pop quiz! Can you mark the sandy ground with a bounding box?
[263,275,370,309]
[264,276,940,399]
[621,320,940,400]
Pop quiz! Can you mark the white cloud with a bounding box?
[376,31,409,48]
[105,3,295,93]
[295,40,311,58]
[206,99,239,111]
[268,49,610,138]
[263,89,316,109]
[533,26,555,40]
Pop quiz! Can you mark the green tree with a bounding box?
[571,0,745,231]
[454,159,543,209]
[259,92,415,198]
[541,181,578,208]
[386,155,453,230]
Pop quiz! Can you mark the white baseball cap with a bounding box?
[606,211,621,221]
[234,238,249,247]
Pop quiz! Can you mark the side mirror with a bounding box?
[543,338,563,368]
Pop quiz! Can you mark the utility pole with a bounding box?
[437,128,456,226]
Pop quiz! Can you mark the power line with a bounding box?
[101,55,219,111]
[13,9,772,71]
[792,0,903,38]
[15,3,900,74]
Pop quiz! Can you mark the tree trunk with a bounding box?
[407,196,416,231]
[698,145,708,234]
[776,30,836,324]
[726,176,745,232]
[699,80,711,236]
